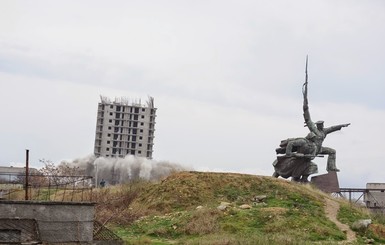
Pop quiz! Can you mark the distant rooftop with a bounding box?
[99,95,155,108]
[0,166,38,174]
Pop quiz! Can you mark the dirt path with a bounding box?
[324,198,356,243]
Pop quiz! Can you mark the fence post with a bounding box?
[25,149,29,200]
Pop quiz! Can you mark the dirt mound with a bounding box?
[107,171,381,243]
[134,171,323,213]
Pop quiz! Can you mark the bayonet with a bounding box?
[303,56,310,127]
[303,55,308,98]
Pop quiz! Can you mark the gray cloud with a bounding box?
[1,0,384,188]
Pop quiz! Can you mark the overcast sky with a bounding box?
[0,0,384,188]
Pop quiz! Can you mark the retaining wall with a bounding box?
[0,200,95,243]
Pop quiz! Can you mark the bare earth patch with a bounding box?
[324,198,356,243]
[260,207,288,215]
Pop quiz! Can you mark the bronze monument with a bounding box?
[273,57,350,182]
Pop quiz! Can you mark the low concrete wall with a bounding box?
[0,200,95,243]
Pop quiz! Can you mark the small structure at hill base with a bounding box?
[311,171,340,193]
[272,57,350,183]
[0,164,123,244]
[0,200,124,244]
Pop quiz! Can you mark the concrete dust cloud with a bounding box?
[61,154,190,185]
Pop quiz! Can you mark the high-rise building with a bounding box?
[94,96,156,159]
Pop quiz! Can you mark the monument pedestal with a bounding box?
[311,171,340,193]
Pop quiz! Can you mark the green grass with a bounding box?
[337,203,385,244]
[337,203,370,226]
[96,171,385,244]
[218,202,345,242]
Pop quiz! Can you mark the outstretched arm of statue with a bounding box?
[324,123,351,134]
[302,76,313,124]
[302,57,318,133]
[303,100,311,123]
[302,90,318,133]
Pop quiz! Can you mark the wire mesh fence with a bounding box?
[0,219,124,244]
[0,218,41,244]
[0,173,94,202]
[0,173,125,244]
[93,220,124,244]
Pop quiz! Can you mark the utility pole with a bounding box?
[25,149,29,200]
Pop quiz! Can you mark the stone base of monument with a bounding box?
[311,171,340,193]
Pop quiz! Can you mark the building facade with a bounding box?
[364,183,385,211]
[94,96,156,159]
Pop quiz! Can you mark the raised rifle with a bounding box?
[302,56,310,127]
[302,55,308,102]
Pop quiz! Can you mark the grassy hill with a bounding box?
[94,171,385,244]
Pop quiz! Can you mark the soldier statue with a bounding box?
[273,57,350,181]
[302,59,350,172]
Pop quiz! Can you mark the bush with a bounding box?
[95,180,150,225]
[183,209,220,235]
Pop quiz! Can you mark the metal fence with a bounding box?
[0,218,41,244]
[0,219,124,244]
[0,173,93,202]
[93,220,124,244]
[0,171,124,244]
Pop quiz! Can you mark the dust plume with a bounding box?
[60,154,191,185]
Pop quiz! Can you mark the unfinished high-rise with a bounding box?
[94,96,156,159]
